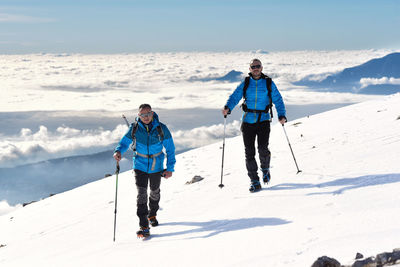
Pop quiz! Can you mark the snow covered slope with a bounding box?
[1,94,400,267]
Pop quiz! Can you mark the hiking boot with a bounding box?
[249,180,262,192]
[262,169,271,184]
[136,227,150,238]
[148,216,159,227]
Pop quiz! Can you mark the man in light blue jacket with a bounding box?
[222,59,287,192]
[113,104,176,237]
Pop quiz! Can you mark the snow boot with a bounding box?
[249,180,262,192]
[136,227,150,238]
[262,168,271,184]
[148,216,159,227]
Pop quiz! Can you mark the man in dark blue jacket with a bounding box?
[113,104,176,237]
[222,59,287,192]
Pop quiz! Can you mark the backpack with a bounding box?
[241,73,274,120]
[130,122,164,152]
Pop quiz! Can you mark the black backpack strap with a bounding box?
[242,76,250,100]
[131,121,139,152]
[241,76,250,111]
[156,125,164,142]
[266,77,274,119]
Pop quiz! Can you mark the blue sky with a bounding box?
[0,0,399,53]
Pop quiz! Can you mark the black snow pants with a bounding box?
[241,120,271,181]
[134,169,162,228]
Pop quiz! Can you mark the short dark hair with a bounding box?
[250,58,262,66]
[139,104,152,110]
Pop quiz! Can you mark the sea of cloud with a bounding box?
[1,50,395,167]
[360,77,400,88]
[0,124,126,168]
[0,120,245,168]
[0,50,392,111]
[1,49,398,207]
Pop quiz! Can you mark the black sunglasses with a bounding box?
[139,112,153,118]
[250,64,262,69]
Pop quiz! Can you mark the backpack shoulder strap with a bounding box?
[131,121,139,151]
[131,121,139,139]
[266,77,274,118]
[242,76,250,100]
[266,77,272,92]
[156,125,164,142]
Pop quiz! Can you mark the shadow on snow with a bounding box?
[154,217,291,239]
[267,173,400,195]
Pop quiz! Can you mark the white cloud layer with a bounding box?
[0,49,396,112]
[360,77,400,88]
[0,121,242,168]
[0,200,21,215]
[0,124,127,168]
[173,120,242,151]
[0,50,397,168]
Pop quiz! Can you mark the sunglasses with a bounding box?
[250,64,262,70]
[139,112,153,118]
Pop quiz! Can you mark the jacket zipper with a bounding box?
[254,80,258,123]
[146,125,150,172]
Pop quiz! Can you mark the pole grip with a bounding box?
[116,161,120,174]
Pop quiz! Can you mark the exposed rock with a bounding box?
[355,253,364,260]
[376,249,400,266]
[22,200,37,207]
[185,175,204,185]
[351,257,376,267]
[314,248,400,267]
[311,256,341,267]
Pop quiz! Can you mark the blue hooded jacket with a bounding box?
[114,112,176,173]
[225,75,286,124]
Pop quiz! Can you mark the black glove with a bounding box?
[278,116,287,122]
[224,105,231,115]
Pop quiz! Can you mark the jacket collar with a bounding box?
[248,72,268,80]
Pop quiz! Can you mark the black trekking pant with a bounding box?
[134,169,162,228]
[241,120,271,181]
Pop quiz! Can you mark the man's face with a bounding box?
[138,107,153,124]
[249,61,263,77]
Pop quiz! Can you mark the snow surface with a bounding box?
[1,93,400,266]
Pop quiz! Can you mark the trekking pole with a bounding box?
[282,124,302,174]
[219,115,227,188]
[113,161,120,242]
[122,114,130,127]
